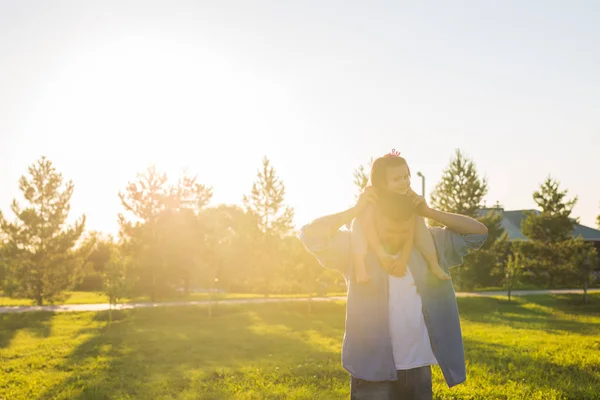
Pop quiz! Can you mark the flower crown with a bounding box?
[385,148,401,157]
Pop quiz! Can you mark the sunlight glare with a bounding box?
[19,34,301,233]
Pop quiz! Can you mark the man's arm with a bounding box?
[413,196,488,268]
[423,208,489,269]
[302,206,361,242]
[299,188,378,274]
[422,208,488,235]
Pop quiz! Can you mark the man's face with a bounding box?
[374,209,412,248]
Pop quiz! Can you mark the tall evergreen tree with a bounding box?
[243,157,294,296]
[243,156,294,237]
[532,177,577,217]
[430,149,488,218]
[521,177,576,243]
[0,157,86,305]
[429,150,502,290]
[519,177,582,288]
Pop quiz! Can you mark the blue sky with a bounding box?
[1,0,599,234]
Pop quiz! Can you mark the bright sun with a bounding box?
[16,33,302,234]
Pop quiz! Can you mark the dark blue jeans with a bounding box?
[350,366,433,400]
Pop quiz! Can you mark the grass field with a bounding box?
[0,291,347,307]
[1,294,599,399]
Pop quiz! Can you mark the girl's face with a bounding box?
[385,164,410,194]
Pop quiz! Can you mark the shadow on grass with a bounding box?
[0,312,54,348]
[521,294,600,316]
[37,303,346,399]
[251,301,346,338]
[464,337,600,399]
[457,295,600,336]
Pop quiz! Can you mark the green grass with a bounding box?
[1,295,599,399]
[0,291,347,307]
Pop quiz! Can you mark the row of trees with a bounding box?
[1,150,599,305]
[412,150,596,299]
[0,156,340,305]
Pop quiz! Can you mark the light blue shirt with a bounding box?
[299,223,488,387]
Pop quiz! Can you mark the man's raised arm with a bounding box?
[422,208,488,235]
[417,200,489,268]
[299,188,378,274]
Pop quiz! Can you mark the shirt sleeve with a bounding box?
[299,223,352,275]
[428,227,488,268]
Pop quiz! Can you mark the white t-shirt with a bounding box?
[388,255,438,370]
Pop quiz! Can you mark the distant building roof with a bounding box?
[476,208,600,242]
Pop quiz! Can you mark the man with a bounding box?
[299,156,488,399]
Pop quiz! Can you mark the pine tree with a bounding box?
[167,172,213,213]
[520,177,581,288]
[533,177,577,218]
[243,157,294,296]
[243,156,294,237]
[521,177,576,243]
[0,157,86,305]
[429,150,501,290]
[430,149,488,218]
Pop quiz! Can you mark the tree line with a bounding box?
[1,150,598,306]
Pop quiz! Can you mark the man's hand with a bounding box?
[377,251,395,270]
[355,186,378,214]
[389,258,408,277]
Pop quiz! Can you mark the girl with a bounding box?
[351,150,451,282]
